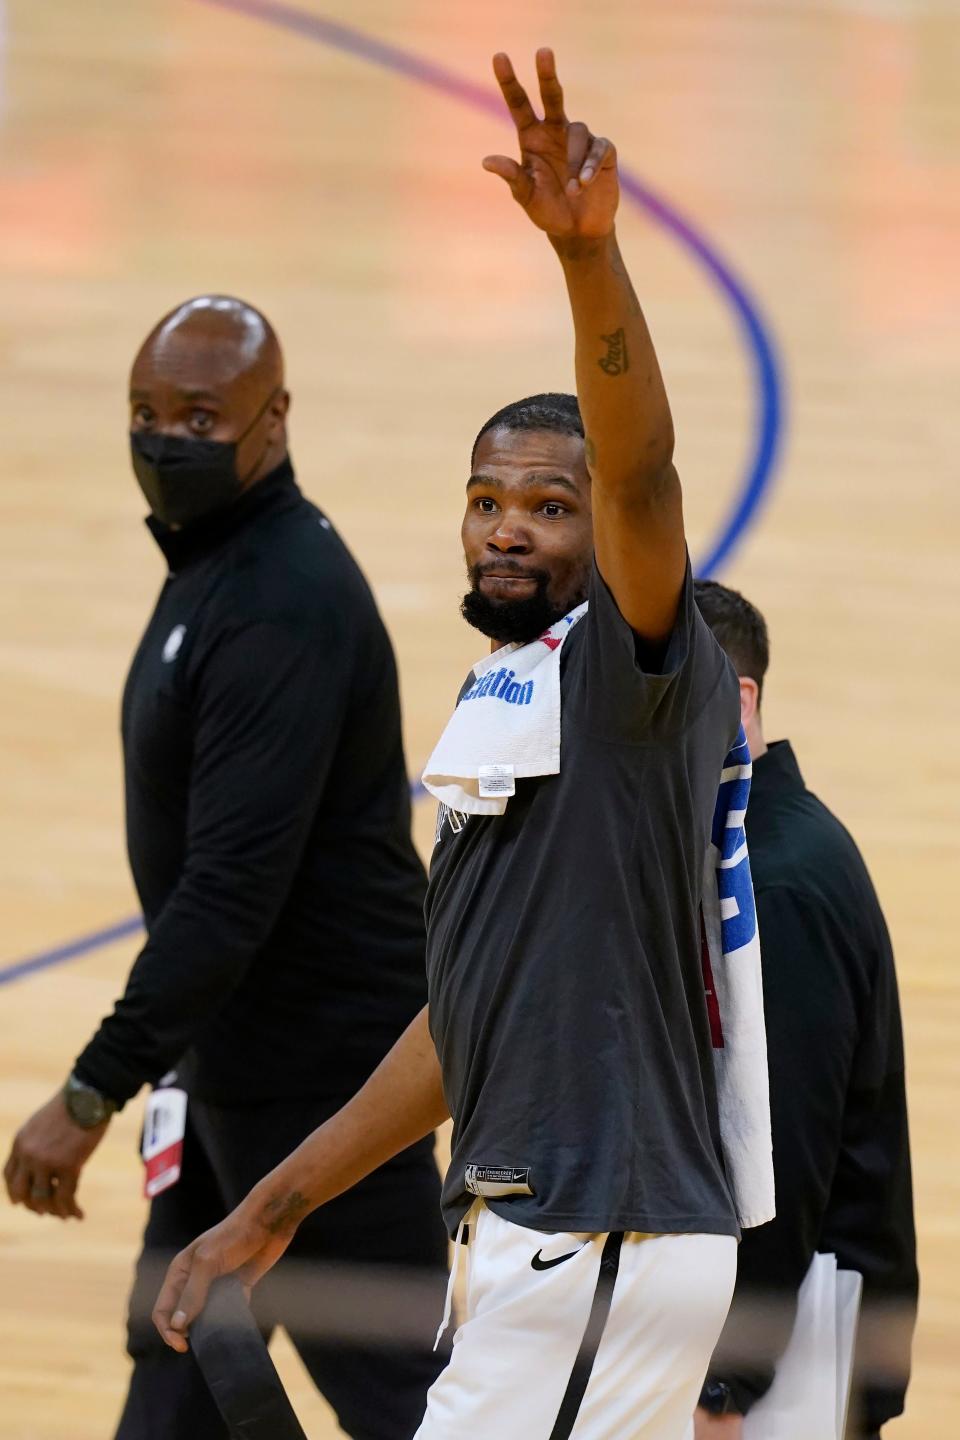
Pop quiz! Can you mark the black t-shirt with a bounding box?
[425,561,742,1237]
[76,461,428,1106]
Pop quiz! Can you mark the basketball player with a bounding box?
[694,581,917,1440]
[3,296,448,1439]
[152,51,772,1439]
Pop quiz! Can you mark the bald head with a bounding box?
[129,295,290,506]
[136,295,284,392]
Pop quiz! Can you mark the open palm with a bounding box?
[483,49,619,240]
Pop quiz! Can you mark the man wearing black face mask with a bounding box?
[130,385,280,527]
[3,295,449,1439]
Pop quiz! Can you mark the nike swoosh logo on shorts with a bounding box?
[530,1245,586,1271]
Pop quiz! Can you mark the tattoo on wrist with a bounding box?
[261,1190,310,1235]
[598,328,629,376]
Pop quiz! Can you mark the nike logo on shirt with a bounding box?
[530,1245,586,1271]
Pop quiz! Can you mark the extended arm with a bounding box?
[153,1005,447,1350]
[556,233,684,642]
[484,50,686,643]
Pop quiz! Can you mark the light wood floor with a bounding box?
[1,0,958,1435]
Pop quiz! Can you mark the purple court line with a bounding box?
[2,3,785,985]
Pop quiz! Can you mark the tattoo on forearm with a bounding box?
[262,1190,310,1235]
[598,328,629,377]
[585,435,597,467]
[609,247,642,317]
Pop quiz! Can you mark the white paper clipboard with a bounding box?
[835,1266,863,1439]
[742,1253,862,1440]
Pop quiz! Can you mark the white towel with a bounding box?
[421,603,587,815]
[700,728,775,1230]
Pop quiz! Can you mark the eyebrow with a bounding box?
[467,472,581,497]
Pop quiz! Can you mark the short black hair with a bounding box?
[472,393,584,466]
[694,579,770,701]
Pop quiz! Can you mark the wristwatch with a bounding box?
[699,1380,736,1416]
[63,1072,119,1129]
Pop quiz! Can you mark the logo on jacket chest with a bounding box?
[162,625,187,663]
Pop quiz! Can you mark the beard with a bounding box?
[460,561,581,644]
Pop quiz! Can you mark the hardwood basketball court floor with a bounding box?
[0,1,957,1435]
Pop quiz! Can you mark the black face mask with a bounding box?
[130,391,276,528]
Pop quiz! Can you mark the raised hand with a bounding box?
[482,48,619,240]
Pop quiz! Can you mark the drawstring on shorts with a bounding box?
[434,1203,478,1350]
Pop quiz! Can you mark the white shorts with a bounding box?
[415,1204,736,1440]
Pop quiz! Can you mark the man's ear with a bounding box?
[738,675,760,730]
[264,389,290,443]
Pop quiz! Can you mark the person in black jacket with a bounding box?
[692,580,918,1440]
[3,294,448,1440]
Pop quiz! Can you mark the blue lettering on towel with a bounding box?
[459,669,534,706]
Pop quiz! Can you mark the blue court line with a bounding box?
[0,781,427,986]
[0,916,146,987]
[2,6,784,986]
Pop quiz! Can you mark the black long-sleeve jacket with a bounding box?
[76,460,428,1106]
[707,741,918,1436]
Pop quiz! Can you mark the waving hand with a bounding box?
[483,49,619,240]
